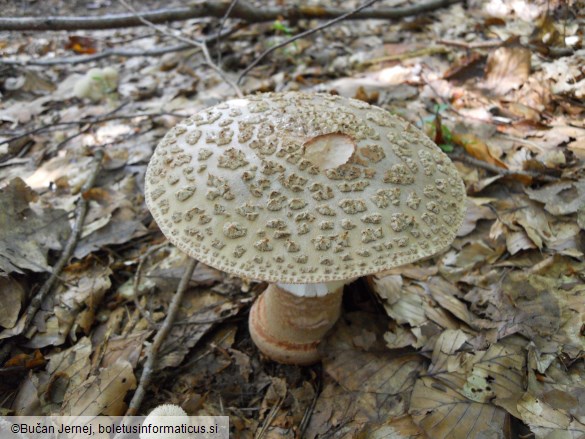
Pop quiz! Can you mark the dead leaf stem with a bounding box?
[9,149,105,336]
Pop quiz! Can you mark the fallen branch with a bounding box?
[123,258,197,418]
[0,150,105,339]
[0,0,462,31]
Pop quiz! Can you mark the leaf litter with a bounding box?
[0,0,585,437]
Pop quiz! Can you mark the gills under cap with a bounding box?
[145,92,466,284]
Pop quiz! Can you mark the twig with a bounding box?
[215,0,240,65]
[123,258,197,418]
[0,150,104,338]
[0,0,461,31]
[237,0,382,84]
[119,0,243,98]
[0,25,240,66]
[449,152,560,183]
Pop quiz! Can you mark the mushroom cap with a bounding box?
[140,404,189,439]
[145,92,466,285]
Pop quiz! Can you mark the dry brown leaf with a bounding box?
[410,376,507,439]
[157,288,247,370]
[443,240,503,271]
[427,277,491,330]
[100,331,149,369]
[490,198,553,251]
[46,337,92,390]
[457,198,497,237]
[356,416,428,438]
[373,276,426,327]
[431,340,525,419]
[0,276,25,329]
[26,260,112,348]
[525,180,585,216]
[324,313,426,388]
[61,359,136,416]
[517,346,585,437]
[306,312,425,438]
[452,132,508,169]
[0,178,70,275]
[484,47,531,96]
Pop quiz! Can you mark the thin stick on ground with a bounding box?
[122,258,197,419]
[119,0,243,98]
[237,0,382,84]
[0,150,105,338]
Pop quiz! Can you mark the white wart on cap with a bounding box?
[145,92,466,284]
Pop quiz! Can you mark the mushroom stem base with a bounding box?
[249,284,343,365]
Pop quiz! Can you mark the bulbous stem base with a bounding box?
[249,283,343,365]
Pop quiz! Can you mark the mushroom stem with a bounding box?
[249,283,343,365]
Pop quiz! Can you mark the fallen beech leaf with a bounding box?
[484,47,531,95]
[452,132,508,168]
[410,376,507,438]
[306,313,425,437]
[0,178,70,275]
[61,359,136,416]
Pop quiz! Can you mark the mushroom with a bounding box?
[145,92,466,364]
[140,404,189,439]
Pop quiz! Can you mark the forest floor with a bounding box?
[1,0,585,438]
